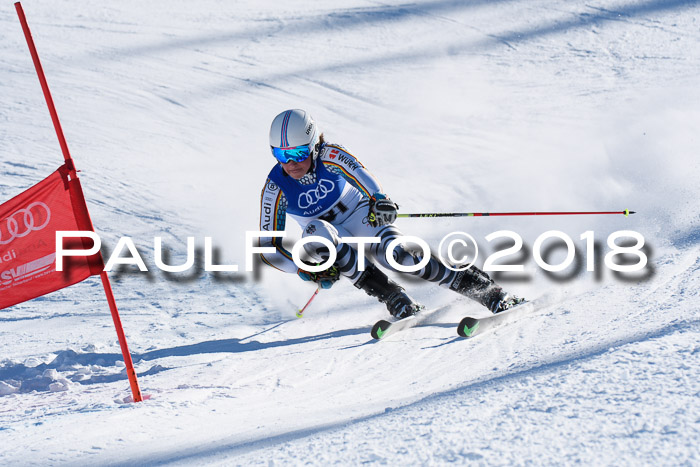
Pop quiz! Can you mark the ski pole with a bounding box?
[397,209,635,218]
[296,285,321,318]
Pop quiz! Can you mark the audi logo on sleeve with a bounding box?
[297,180,335,209]
[0,202,51,245]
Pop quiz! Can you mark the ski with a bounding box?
[457,301,535,338]
[371,305,449,340]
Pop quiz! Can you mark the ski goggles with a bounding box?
[271,144,312,164]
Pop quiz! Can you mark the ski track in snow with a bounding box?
[1,0,699,465]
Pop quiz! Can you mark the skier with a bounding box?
[258,109,524,319]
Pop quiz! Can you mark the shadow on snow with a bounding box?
[0,323,370,393]
[109,316,700,466]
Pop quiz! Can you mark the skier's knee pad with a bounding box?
[302,220,341,259]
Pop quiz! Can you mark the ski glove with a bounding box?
[297,264,341,289]
[368,193,399,227]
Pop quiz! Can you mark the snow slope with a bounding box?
[1,0,699,465]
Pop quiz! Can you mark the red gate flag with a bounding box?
[0,164,103,310]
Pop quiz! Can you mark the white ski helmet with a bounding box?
[269,109,320,163]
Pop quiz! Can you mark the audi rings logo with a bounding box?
[0,202,51,245]
[298,180,335,209]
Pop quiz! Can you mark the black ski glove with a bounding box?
[368,193,398,227]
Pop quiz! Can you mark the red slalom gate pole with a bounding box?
[15,2,143,402]
[100,272,143,402]
[15,2,72,166]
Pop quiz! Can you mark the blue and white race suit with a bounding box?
[258,143,456,287]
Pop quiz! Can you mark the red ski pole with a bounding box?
[398,209,635,218]
[296,285,321,318]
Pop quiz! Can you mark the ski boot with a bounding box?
[354,263,423,319]
[489,292,526,314]
[449,266,525,314]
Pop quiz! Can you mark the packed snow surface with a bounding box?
[1,0,699,465]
